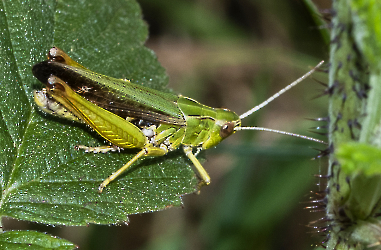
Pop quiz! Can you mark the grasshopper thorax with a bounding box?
[177,96,241,149]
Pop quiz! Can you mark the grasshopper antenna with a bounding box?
[235,126,327,144]
[239,61,324,119]
[235,61,327,145]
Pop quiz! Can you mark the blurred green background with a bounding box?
[3,0,330,249]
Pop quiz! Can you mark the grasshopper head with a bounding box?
[202,109,241,149]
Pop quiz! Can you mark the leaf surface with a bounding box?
[0,0,198,226]
[0,231,77,250]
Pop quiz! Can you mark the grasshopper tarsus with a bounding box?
[76,145,121,154]
[98,183,107,193]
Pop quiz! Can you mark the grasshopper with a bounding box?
[32,47,325,193]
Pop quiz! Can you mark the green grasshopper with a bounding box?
[32,47,325,193]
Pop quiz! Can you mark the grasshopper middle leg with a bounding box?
[98,145,167,193]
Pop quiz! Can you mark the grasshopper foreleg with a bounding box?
[183,146,211,186]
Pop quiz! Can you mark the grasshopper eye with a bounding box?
[220,122,235,138]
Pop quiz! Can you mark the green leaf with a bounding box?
[0,231,76,250]
[337,142,381,176]
[336,143,381,220]
[0,0,198,226]
[327,1,381,247]
[351,0,381,69]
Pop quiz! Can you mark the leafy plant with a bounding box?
[0,0,333,249]
[326,0,381,249]
[0,0,198,248]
